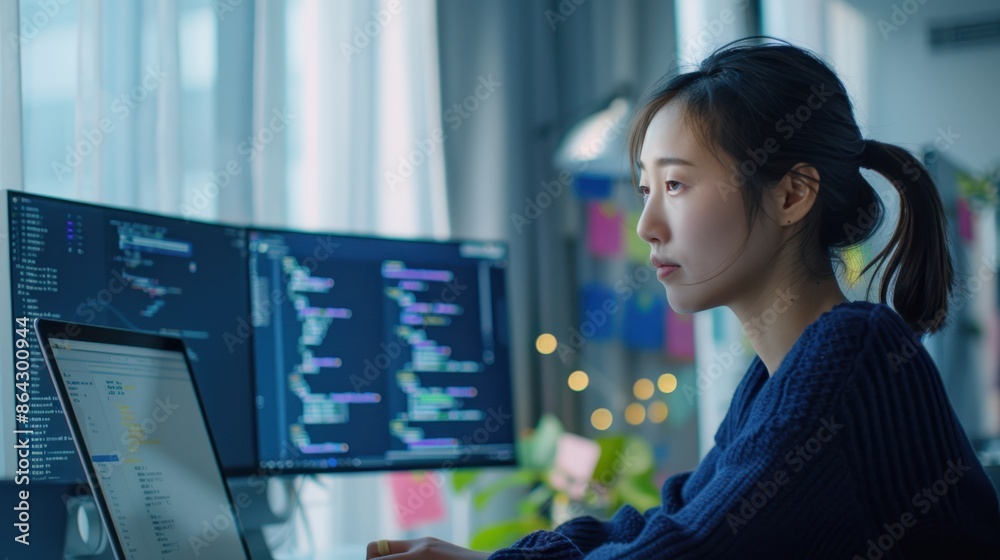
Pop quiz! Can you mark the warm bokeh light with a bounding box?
[625,403,646,425]
[648,401,669,423]
[568,370,589,391]
[633,378,655,400]
[658,373,678,394]
[591,408,613,430]
[535,333,557,354]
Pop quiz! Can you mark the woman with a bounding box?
[366,37,1000,559]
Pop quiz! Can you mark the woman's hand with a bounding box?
[365,537,493,559]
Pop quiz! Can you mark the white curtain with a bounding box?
[9,0,453,553]
[0,0,24,190]
[283,0,449,237]
[15,0,449,234]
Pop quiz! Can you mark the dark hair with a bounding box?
[627,36,955,335]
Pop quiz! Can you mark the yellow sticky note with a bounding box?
[844,243,865,287]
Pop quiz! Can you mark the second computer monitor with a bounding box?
[249,229,516,472]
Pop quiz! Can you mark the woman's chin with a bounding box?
[663,288,717,316]
[664,294,697,315]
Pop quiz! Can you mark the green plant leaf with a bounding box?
[470,516,551,551]
[615,476,661,512]
[523,414,563,470]
[957,170,998,206]
[616,436,655,477]
[518,484,554,516]
[473,469,541,510]
[591,435,626,485]
[452,469,481,493]
[516,437,534,469]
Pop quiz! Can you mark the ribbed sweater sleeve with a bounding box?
[486,302,1000,559]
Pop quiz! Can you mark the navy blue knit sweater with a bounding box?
[488,301,1000,559]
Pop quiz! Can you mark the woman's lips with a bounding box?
[651,256,680,279]
[656,264,680,279]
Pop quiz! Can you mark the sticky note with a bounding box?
[622,292,665,349]
[957,197,974,242]
[388,471,446,530]
[548,433,601,500]
[625,210,648,263]
[665,306,695,361]
[573,174,613,199]
[587,201,623,257]
[580,282,616,341]
[843,244,863,287]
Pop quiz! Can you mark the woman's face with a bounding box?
[635,101,783,313]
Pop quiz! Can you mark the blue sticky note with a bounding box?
[622,292,665,349]
[573,174,613,199]
[579,282,616,341]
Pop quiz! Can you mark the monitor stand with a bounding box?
[226,476,297,560]
[55,478,296,559]
[63,495,112,559]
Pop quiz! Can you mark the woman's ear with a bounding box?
[771,163,820,227]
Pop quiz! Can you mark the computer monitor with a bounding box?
[248,229,517,472]
[1,190,257,482]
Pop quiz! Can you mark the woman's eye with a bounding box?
[637,182,682,201]
[666,180,684,193]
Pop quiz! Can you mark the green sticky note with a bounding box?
[625,210,648,263]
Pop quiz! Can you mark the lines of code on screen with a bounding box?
[249,231,516,471]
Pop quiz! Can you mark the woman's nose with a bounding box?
[636,202,667,246]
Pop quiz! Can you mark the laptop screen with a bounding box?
[45,334,248,559]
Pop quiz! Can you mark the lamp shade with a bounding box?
[553,97,631,180]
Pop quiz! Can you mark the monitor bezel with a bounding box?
[1,192,15,478]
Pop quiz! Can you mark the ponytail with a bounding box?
[856,139,955,335]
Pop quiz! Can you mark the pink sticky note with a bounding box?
[549,433,601,500]
[388,471,446,530]
[957,197,974,242]
[587,201,623,257]
[665,306,695,361]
